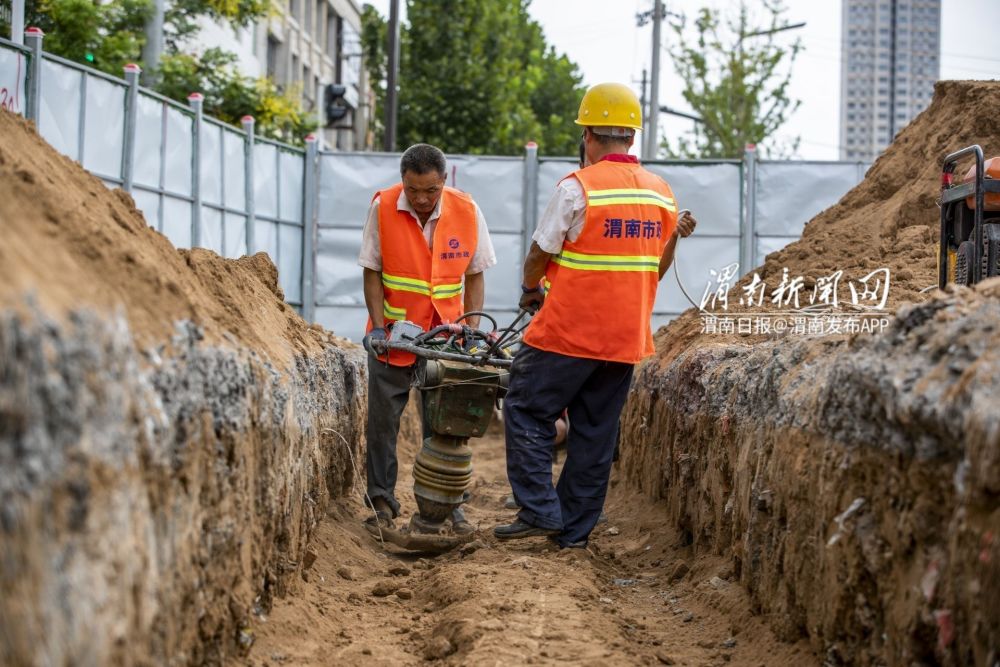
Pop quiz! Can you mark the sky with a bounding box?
[366,0,1000,160]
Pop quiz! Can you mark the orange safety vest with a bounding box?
[523,160,677,364]
[366,183,478,366]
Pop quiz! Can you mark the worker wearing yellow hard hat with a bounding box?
[495,83,698,547]
[574,82,644,132]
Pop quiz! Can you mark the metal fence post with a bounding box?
[242,115,256,254]
[24,27,43,123]
[520,141,539,267]
[302,134,319,322]
[188,93,204,248]
[121,63,141,193]
[741,143,758,275]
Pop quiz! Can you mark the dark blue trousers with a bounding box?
[503,344,633,546]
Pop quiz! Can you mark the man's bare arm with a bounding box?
[363,268,386,328]
[522,242,553,288]
[463,271,485,328]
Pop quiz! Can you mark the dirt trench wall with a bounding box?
[619,285,1000,666]
[0,304,366,666]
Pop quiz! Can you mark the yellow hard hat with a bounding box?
[574,83,643,131]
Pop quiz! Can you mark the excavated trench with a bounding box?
[2,79,1000,667]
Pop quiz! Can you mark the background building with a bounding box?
[193,0,370,150]
[840,0,941,161]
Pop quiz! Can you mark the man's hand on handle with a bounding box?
[676,209,697,238]
[363,326,388,355]
[519,284,544,314]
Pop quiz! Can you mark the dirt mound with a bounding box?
[660,79,1000,360]
[0,110,340,367]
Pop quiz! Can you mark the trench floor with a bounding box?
[238,430,816,667]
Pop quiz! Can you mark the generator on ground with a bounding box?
[939,144,1000,289]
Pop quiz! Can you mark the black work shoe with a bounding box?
[493,519,560,540]
[503,494,521,510]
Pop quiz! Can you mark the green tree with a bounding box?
[363,0,585,156]
[156,49,317,143]
[3,0,314,144]
[7,0,151,75]
[662,0,802,159]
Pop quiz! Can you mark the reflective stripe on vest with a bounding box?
[382,272,431,295]
[383,300,406,321]
[431,281,463,299]
[552,249,660,272]
[586,188,676,211]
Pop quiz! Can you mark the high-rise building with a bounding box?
[839,0,940,161]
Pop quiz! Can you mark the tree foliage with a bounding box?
[4,0,314,144]
[9,0,151,75]
[362,0,585,156]
[157,49,317,143]
[663,0,802,159]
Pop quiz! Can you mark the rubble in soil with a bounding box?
[622,80,1000,666]
[0,110,366,664]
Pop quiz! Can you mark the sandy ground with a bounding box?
[237,420,817,667]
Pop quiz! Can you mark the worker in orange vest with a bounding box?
[494,83,697,547]
[358,143,496,532]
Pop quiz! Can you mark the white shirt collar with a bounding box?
[395,189,443,224]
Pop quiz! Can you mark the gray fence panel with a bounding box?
[256,219,279,261]
[316,227,363,305]
[38,59,81,159]
[162,196,192,248]
[315,306,370,341]
[655,236,741,316]
[756,161,865,236]
[202,207,223,254]
[486,232,523,311]
[279,223,303,304]
[132,188,160,231]
[133,94,162,189]
[279,151,304,223]
[223,129,247,210]
[164,107,193,196]
[201,124,223,205]
[82,75,125,179]
[225,213,247,258]
[445,156,523,233]
[318,152,400,229]
[0,43,28,116]
[253,142,278,218]
[644,162,742,236]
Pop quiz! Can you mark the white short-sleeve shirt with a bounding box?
[532,177,587,254]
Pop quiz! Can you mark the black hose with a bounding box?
[453,311,498,333]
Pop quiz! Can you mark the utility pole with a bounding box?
[141,0,164,84]
[637,69,648,129]
[383,0,400,152]
[646,0,663,160]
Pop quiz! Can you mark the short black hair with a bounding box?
[579,139,586,168]
[400,143,447,178]
[587,128,631,149]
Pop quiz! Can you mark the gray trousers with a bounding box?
[364,357,429,517]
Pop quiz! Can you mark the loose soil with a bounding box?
[660,79,1000,361]
[241,419,816,667]
[0,110,342,367]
